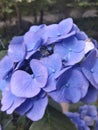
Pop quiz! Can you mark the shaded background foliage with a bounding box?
[0,0,98,46]
[0,0,98,130]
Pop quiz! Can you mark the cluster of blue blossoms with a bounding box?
[65,105,98,130]
[0,18,98,123]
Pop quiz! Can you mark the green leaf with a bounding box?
[29,106,77,130]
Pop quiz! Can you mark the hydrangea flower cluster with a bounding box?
[65,105,98,130]
[0,18,98,122]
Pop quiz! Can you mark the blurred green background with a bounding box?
[0,0,98,129]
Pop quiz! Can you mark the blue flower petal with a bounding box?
[45,24,58,38]
[30,59,48,88]
[78,125,90,130]
[43,74,56,92]
[81,50,96,72]
[49,68,89,103]
[11,70,41,98]
[41,53,62,76]
[81,50,98,88]
[54,66,71,79]
[50,86,81,103]
[64,51,85,66]
[54,37,85,65]
[65,112,86,128]
[76,31,88,40]
[24,25,46,51]
[7,96,26,114]
[24,31,42,51]
[79,105,98,120]
[65,112,80,119]
[16,99,33,115]
[1,87,15,111]
[44,18,74,45]
[58,18,73,35]
[8,36,26,62]
[47,31,76,45]
[0,55,13,81]
[71,24,80,32]
[79,105,88,117]
[29,24,45,32]
[1,85,25,112]
[27,96,48,121]
[0,80,7,91]
[84,116,94,126]
[61,36,85,53]
[87,105,98,119]
[81,86,98,103]
[92,59,98,85]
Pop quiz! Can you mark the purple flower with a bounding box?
[10,59,48,98]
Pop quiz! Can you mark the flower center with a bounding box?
[57,33,61,36]
[90,68,94,73]
[68,48,72,52]
[63,56,68,62]
[65,83,69,88]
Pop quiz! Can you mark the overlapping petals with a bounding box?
[0,55,13,91]
[81,86,98,103]
[46,18,73,37]
[44,18,75,44]
[16,91,48,121]
[72,24,88,40]
[54,36,85,66]
[23,24,46,51]
[1,84,26,114]
[49,67,89,103]
[41,53,62,92]
[65,105,98,130]
[8,36,26,62]
[81,50,98,89]
[26,93,48,121]
[0,55,13,80]
[11,59,48,98]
